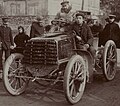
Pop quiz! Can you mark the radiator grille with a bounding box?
[24,40,58,65]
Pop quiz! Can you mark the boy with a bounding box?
[71,13,95,57]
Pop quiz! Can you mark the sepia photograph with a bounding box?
[0,0,120,106]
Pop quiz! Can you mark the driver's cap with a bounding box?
[59,18,67,23]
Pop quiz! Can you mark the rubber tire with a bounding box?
[3,53,29,95]
[103,40,117,81]
[64,55,86,104]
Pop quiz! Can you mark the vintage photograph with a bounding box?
[0,0,120,106]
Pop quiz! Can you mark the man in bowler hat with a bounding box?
[0,17,14,70]
[100,14,120,47]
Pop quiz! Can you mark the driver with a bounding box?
[59,18,71,33]
[71,13,95,57]
[49,18,59,33]
[49,18,71,33]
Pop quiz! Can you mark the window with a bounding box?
[28,3,38,15]
[10,3,20,15]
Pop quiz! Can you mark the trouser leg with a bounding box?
[0,50,2,70]
[89,46,96,59]
[88,46,96,70]
[4,49,11,61]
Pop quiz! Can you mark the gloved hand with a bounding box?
[84,44,90,49]
[0,42,2,50]
[76,36,82,41]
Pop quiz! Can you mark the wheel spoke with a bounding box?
[76,64,84,78]
[109,45,113,55]
[69,79,74,87]
[106,63,110,71]
[106,60,110,66]
[70,82,74,96]
[21,78,27,83]
[17,73,22,88]
[17,78,21,88]
[70,83,77,97]
[9,66,16,71]
[9,77,16,85]
[106,64,111,75]
[74,62,78,74]
[79,81,84,92]
[72,84,77,97]
[107,46,113,58]
[14,78,19,90]
[77,71,84,78]
[112,54,115,58]
[77,63,82,73]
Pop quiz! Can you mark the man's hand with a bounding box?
[10,45,15,49]
[0,42,2,50]
[84,44,90,49]
[76,36,82,41]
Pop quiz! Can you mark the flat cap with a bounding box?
[61,0,69,5]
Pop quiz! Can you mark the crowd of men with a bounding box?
[0,0,120,74]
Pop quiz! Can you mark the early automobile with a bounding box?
[3,30,117,104]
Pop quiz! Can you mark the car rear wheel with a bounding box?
[103,40,117,81]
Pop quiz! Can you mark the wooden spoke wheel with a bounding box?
[64,55,86,104]
[3,53,29,95]
[103,40,117,81]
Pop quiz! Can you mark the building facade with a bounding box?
[48,0,100,16]
[0,0,100,16]
[0,0,47,16]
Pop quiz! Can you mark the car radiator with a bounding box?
[24,39,58,65]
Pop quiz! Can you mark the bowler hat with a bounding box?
[2,17,9,23]
[75,13,85,18]
[61,0,69,5]
[109,14,116,19]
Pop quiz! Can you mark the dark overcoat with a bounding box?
[71,22,93,46]
[0,26,14,50]
[100,22,120,47]
[30,22,44,38]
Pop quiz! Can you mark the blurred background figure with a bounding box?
[100,14,120,48]
[87,18,93,27]
[49,19,59,32]
[0,17,14,61]
[0,39,2,71]
[115,16,120,28]
[90,16,103,37]
[30,16,44,38]
[14,26,30,53]
[0,17,14,75]
[59,18,70,33]
[105,18,110,24]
